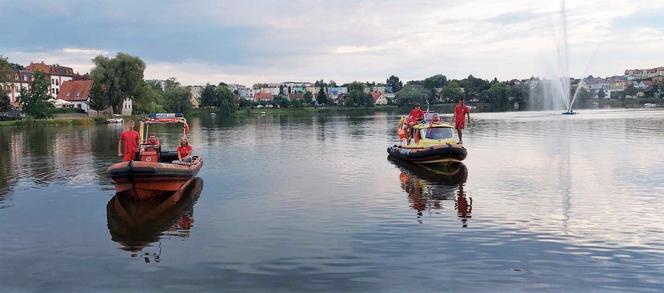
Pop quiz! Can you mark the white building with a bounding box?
[121,98,133,116]
[371,91,388,105]
[328,87,348,97]
[1,70,32,106]
[238,88,256,100]
[25,62,74,97]
[188,86,203,108]
[371,86,387,94]
[261,87,280,96]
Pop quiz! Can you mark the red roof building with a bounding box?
[255,92,273,102]
[371,91,388,105]
[26,61,75,97]
[58,80,92,101]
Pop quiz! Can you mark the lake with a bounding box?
[1,109,663,292]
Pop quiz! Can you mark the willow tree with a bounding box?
[216,84,237,113]
[90,53,145,114]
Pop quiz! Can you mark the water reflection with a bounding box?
[106,178,204,260]
[388,157,471,226]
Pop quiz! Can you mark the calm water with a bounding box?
[1,109,663,292]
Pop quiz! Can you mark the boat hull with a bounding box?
[107,157,203,200]
[387,143,467,164]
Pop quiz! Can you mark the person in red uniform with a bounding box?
[452,98,471,144]
[177,136,193,163]
[408,104,425,125]
[117,120,140,161]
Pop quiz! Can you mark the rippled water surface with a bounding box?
[1,109,663,292]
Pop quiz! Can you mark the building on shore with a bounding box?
[328,87,348,98]
[56,80,93,112]
[1,70,33,107]
[188,86,203,108]
[25,62,74,97]
[371,91,388,105]
[255,92,273,103]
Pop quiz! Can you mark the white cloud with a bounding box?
[3,0,664,85]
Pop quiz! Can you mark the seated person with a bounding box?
[144,134,161,151]
[175,136,193,163]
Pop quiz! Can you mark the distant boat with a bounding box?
[260,111,266,115]
[106,114,124,124]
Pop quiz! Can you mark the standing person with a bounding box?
[408,104,425,124]
[118,120,140,161]
[452,98,471,144]
[177,136,193,163]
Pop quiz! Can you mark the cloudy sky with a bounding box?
[1,0,663,85]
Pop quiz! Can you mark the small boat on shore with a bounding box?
[106,114,124,124]
[387,112,467,164]
[107,113,203,199]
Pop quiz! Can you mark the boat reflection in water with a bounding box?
[106,177,204,261]
[388,157,471,226]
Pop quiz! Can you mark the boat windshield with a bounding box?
[421,127,453,140]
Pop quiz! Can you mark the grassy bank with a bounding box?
[0,117,101,127]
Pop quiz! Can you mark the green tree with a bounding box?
[347,81,364,92]
[273,95,289,108]
[316,87,327,105]
[303,91,314,104]
[598,89,606,99]
[511,84,529,110]
[423,74,447,90]
[18,72,54,119]
[395,85,429,106]
[133,81,165,113]
[163,86,192,114]
[0,56,12,99]
[458,75,491,103]
[239,98,252,108]
[344,82,373,107]
[575,87,591,109]
[216,84,237,113]
[0,96,10,112]
[10,63,24,71]
[163,77,180,91]
[88,81,109,112]
[625,85,638,97]
[290,99,304,108]
[90,53,146,114]
[441,81,463,102]
[487,82,512,111]
[200,83,217,108]
[386,75,403,92]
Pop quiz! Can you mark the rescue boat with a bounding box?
[387,112,467,164]
[107,113,203,199]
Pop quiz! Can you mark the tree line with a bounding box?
[391,74,528,111]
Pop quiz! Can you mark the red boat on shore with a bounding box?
[107,113,203,199]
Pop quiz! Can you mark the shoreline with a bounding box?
[2,101,661,128]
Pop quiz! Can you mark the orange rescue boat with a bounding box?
[107,113,203,199]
